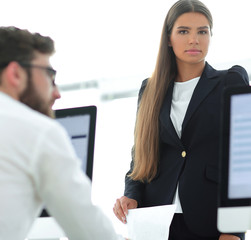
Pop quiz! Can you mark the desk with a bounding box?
[26,217,67,240]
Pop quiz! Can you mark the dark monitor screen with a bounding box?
[40,105,97,217]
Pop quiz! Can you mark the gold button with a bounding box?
[181,151,186,158]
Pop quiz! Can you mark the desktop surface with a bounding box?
[26,217,66,239]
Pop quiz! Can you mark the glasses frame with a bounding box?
[20,63,57,86]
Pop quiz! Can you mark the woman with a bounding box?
[113,0,249,239]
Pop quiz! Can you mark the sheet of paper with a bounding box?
[126,204,176,240]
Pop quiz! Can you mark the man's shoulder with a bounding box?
[8,99,63,135]
[26,108,62,133]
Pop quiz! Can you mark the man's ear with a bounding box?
[1,62,27,99]
[5,62,25,88]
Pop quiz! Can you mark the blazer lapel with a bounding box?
[159,81,182,147]
[182,62,222,132]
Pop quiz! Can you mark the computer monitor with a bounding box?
[40,105,97,217]
[218,86,251,232]
[55,105,96,180]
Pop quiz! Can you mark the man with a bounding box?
[0,26,124,240]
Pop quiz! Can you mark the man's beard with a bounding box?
[19,76,55,118]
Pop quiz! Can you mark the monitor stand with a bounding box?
[217,206,251,232]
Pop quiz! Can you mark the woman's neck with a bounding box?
[175,61,205,82]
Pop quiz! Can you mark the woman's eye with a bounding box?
[179,30,188,34]
[199,30,208,35]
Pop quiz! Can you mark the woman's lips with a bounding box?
[185,49,201,55]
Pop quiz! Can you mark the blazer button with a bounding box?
[181,151,186,158]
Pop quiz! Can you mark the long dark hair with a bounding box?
[130,0,213,182]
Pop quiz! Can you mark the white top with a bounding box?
[0,92,123,240]
[170,77,200,213]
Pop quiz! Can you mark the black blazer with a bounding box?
[124,62,250,237]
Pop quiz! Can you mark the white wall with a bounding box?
[1,0,251,238]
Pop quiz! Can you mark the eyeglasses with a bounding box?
[20,63,57,86]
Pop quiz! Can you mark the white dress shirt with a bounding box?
[170,77,200,213]
[0,92,123,240]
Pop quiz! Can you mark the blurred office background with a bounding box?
[1,0,251,238]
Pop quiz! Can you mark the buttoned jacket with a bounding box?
[124,62,249,237]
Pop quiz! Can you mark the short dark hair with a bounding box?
[0,26,55,67]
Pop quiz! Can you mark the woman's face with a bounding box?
[169,12,211,66]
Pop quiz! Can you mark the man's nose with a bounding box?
[53,85,61,100]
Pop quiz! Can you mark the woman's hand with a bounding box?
[113,196,138,224]
[219,234,240,240]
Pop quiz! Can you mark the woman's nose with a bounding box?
[189,34,199,44]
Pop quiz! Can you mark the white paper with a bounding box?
[126,204,176,240]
